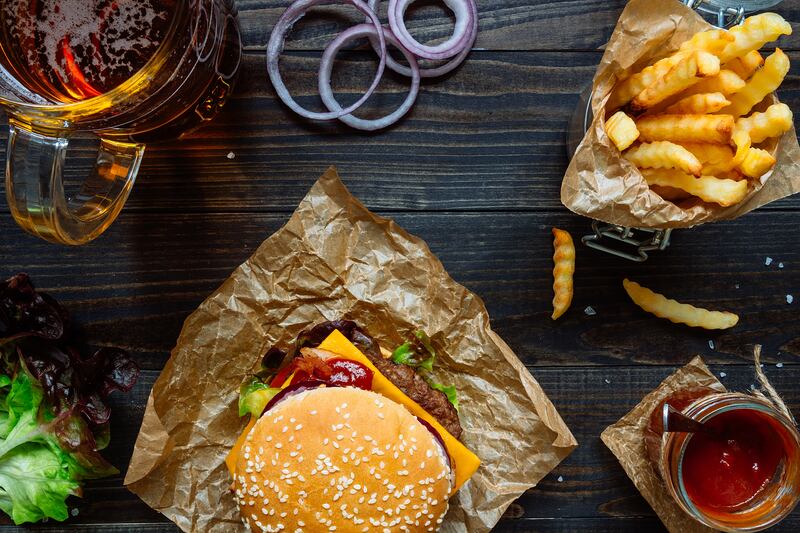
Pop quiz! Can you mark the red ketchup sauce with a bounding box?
[681,408,787,512]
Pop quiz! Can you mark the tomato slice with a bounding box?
[326,358,373,390]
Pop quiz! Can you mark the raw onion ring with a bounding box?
[266,0,387,120]
[368,0,476,78]
[387,0,476,60]
[319,24,420,130]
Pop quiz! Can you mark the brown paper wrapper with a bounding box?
[601,356,726,533]
[562,0,800,229]
[124,167,578,533]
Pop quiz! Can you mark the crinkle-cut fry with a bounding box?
[730,128,752,169]
[677,70,746,98]
[631,51,720,111]
[679,28,735,56]
[641,168,748,207]
[724,50,764,81]
[623,279,739,330]
[678,142,736,174]
[720,48,790,117]
[719,13,793,63]
[606,52,689,110]
[735,103,793,143]
[551,228,575,321]
[605,111,639,151]
[650,184,692,202]
[664,92,731,114]
[637,114,734,144]
[624,141,702,176]
[739,147,776,178]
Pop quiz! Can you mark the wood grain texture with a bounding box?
[2,364,798,532]
[1,52,798,214]
[233,0,800,51]
[1,209,799,367]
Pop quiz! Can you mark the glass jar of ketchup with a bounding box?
[646,390,800,532]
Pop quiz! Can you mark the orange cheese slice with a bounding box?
[318,330,480,493]
[226,330,480,494]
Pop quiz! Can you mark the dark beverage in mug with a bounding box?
[0,0,241,245]
[0,1,178,102]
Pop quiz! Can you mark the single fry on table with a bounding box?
[551,228,575,321]
[623,279,739,330]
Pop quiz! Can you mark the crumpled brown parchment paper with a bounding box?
[124,167,578,533]
[562,0,800,229]
[601,356,725,533]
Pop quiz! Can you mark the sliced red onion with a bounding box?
[368,0,476,78]
[387,0,476,60]
[263,379,328,414]
[266,0,387,120]
[319,24,420,131]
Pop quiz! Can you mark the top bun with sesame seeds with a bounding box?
[233,386,453,533]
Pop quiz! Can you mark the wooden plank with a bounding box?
[2,52,799,213]
[1,210,797,370]
[3,364,798,531]
[234,1,800,52]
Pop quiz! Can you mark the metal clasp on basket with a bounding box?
[683,0,746,28]
[582,222,673,262]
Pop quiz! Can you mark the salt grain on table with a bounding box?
[604,378,610,384]
[719,372,727,378]
[779,262,785,269]
[708,340,714,350]
[584,306,596,316]
[777,363,784,368]
[557,476,564,483]
[787,294,794,304]
[765,257,773,266]
[227,151,236,159]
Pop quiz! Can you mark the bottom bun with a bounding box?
[234,386,452,532]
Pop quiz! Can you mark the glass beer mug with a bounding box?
[0,0,242,244]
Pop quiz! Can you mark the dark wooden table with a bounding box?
[1,1,800,531]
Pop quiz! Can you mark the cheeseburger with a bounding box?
[226,320,480,532]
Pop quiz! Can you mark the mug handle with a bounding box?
[5,122,145,245]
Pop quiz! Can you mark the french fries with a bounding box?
[724,50,764,81]
[664,92,730,114]
[606,52,688,110]
[735,103,793,143]
[603,13,791,209]
[624,141,702,176]
[623,279,739,330]
[636,114,734,144]
[641,168,748,207]
[679,28,735,56]
[739,147,776,178]
[720,48,790,117]
[551,228,575,321]
[631,51,719,111]
[605,111,639,151]
[718,12,792,63]
[678,142,736,175]
[676,70,746,98]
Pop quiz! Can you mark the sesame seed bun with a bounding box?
[233,386,452,533]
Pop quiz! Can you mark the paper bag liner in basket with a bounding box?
[123,167,578,533]
[562,0,800,230]
[601,356,725,533]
